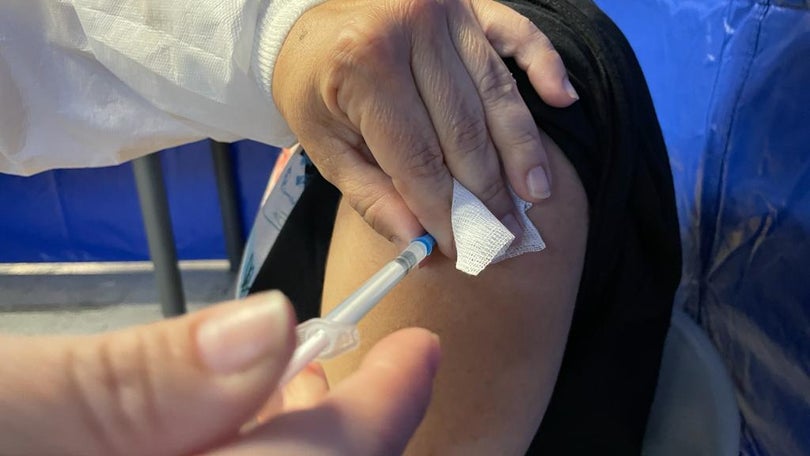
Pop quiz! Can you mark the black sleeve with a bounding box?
[503,1,682,454]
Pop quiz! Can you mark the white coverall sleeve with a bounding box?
[0,0,324,176]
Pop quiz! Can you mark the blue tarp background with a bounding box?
[0,140,278,262]
[597,1,809,455]
[0,1,807,454]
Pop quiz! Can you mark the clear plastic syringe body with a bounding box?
[278,234,434,386]
[327,237,429,324]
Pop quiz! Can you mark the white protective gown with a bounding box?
[0,0,323,175]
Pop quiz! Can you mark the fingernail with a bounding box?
[500,212,524,240]
[527,166,552,200]
[197,292,290,374]
[563,76,579,100]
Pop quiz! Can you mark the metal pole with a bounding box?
[210,140,245,272]
[132,153,186,316]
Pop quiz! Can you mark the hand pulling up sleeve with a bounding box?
[0,0,324,176]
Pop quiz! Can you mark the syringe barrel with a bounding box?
[327,261,408,324]
[281,235,435,386]
[326,238,430,325]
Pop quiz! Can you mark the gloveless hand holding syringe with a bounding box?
[278,234,436,386]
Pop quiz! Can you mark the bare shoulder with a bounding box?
[321,130,588,454]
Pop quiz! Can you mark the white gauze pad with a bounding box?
[451,179,545,275]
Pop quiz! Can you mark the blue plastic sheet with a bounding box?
[0,140,278,262]
[597,1,810,454]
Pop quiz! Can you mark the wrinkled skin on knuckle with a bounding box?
[401,143,447,182]
[447,114,489,161]
[304,136,361,185]
[478,60,519,104]
[62,347,114,455]
[518,18,564,71]
[326,20,407,117]
[507,125,541,152]
[477,7,548,56]
[69,332,161,454]
[346,187,397,242]
[309,148,341,185]
[394,0,447,29]
[474,171,508,206]
[517,15,553,51]
[512,14,534,40]
[458,25,491,63]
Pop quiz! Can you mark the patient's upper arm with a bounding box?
[320,130,588,455]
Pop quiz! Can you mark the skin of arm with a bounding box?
[320,130,588,454]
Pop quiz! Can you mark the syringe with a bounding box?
[278,234,436,386]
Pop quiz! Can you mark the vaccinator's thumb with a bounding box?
[0,291,296,456]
